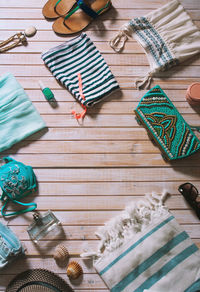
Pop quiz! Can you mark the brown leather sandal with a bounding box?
[43,0,76,19]
[52,0,111,35]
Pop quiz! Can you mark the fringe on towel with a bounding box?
[81,191,169,258]
[109,23,133,53]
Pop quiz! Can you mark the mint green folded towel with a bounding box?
[0,73,46,152]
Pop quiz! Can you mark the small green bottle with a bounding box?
[39,81,54,101]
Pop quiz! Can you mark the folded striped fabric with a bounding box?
[41,33,119,108]
[88,193,200,292]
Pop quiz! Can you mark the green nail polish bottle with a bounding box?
[39,81,54,101]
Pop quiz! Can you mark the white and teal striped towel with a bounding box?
[41,33,119,107]
[83,192,200,292]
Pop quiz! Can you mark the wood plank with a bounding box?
[22,89,195,102]
[31,103,200,115]
[23,127,199,142]
[2,210,200,226]
[42,113,200,128]
[0,8,199,20]
[0,257,97,274]
[0,140,171,154]
[1,0,199,10]
[5,195,197,211]
[1,19,200,31]
[0,9,155,21]
[0,41,142,54]
[38,115,140,128]
[0,30,133,42]
[5,223,200,241]
[2,52,200,66]
[1,53,150,65]
[13,181,200,196]
[1,113,199,129]
[5,152,200,167]
[33,168,200,182]
[1,112,196,128]
[15,76,200,90]
[25,128,149,141]
[0,0,170,9]
[0,30,131,43]
[3,140,159,154]
[2,64,200,78]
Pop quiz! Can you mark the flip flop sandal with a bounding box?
[43,0,76,19]
[52,0,111,35]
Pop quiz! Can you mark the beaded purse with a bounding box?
[135,85,200,160]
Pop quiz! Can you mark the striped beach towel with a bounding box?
[82,192,200,291]
[41,33,119,112]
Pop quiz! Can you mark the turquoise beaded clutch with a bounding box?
[135,85,200,160]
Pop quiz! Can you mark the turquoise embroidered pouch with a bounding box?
[135,85,200,160]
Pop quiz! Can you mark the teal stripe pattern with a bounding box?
[129,17,179,71]
[41,33,119,107]
[184,278,200,292]
[94,207,200,292]
[100,215,174,276]
[111,231,189,292]
[135,244,198,292]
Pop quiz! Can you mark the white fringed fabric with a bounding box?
[95,191,168,255]
[82,192,200,292]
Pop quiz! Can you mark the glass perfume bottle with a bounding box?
[27,210,62,243]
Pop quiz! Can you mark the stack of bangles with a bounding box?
[186,82,200,105]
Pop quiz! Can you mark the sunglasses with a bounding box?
[178,183,200,220]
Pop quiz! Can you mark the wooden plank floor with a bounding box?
[1,0,200,291]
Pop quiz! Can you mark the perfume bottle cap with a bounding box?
[33,212,40,221]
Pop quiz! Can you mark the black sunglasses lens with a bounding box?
[179,183,198,200]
